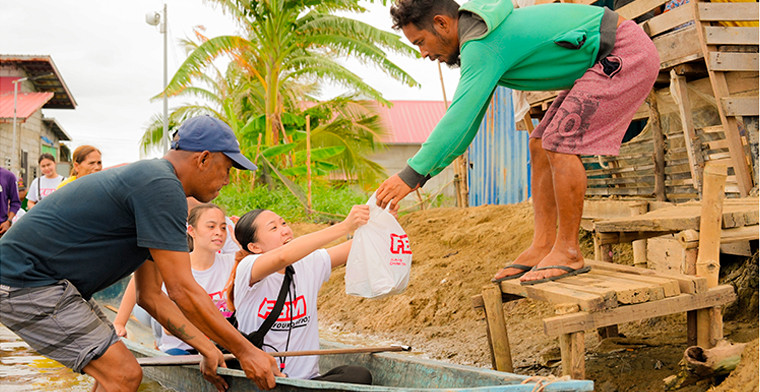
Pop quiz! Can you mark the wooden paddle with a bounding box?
[138,345,412,366]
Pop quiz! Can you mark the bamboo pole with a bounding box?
[138,345,412,367]
[251,133,263,191]
[306,115,312,215]
[438,60,469,208]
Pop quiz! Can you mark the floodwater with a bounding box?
[0,324,170,391]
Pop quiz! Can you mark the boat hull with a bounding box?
[126,339,593,392]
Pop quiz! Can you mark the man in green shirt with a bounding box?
[375,0,658,284]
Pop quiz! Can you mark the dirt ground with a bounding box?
[291,202,759,392]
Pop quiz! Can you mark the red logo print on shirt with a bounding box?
[390,234,411,255]
[257,295,306,322]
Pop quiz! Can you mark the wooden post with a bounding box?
[561,332,586,379]
[670,70,704,195]
[646,91,666,201]
[306,115,312,214]
[481,285,513,372]
[685,246,699,347]
[696,162,727,348]
[629,202,649,268]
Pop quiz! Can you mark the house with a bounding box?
[0,55,76,186]
[371,100,456,206]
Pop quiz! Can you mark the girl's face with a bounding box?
[40,158,57,178]
[74,151,102,177]
[188,208,227,252]
[249,210,293,254]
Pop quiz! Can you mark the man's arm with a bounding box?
[133,259,230,392]
[149,248,281,389]
[376,44,505,209]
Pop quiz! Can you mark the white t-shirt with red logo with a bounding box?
[233,249,331,379]
[26,175,64,202]
[156,253,235,352]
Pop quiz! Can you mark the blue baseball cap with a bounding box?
[171,115,257,171]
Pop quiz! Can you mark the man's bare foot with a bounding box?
[519,247,585,283]
[492,246,550,282]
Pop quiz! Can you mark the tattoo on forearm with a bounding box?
[166,319,195,342]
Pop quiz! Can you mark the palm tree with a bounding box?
[165,0,418,147]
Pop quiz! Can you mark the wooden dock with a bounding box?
[472,260,736,379]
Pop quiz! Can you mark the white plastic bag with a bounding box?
[345,194,412,299]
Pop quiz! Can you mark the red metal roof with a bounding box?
[376,100,447,144]
[0,92,54,121]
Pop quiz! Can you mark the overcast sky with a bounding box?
[1,0,460,167]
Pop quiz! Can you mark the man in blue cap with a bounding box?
[0,116,282,392]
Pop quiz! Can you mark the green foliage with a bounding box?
[215,179,368,222]
[141,0,417,187]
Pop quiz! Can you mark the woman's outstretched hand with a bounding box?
[343,205,370,232]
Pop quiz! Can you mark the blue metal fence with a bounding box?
[467,87,532,206]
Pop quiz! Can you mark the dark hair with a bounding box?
[234,209,267,253]
[38,153,56,164]
[390,0,460,31]
[186,203,225,251]
[226,209,267,312]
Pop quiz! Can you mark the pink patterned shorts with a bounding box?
[530,20,660,156]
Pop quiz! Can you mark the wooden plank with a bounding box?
[698,2,760,22]
[498,279,616,311]
[546,275,619,303]
[481,285,513,372]
[589,269,681,298]
[721,97,760,116]
[670,70,703,193]
[697,163,727,289]
[471,292,523,309]
[585,259,707,294]
[708,52,758,72]
[643,5,694,38]
[593,204,759,232]
[617,0,668,21]
[580,273,665,304]
[647,91,667,201]
[704,26,759,46]
[542,285,737,336]
[653,25,702,69]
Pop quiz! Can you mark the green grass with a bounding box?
[215,180,369,222]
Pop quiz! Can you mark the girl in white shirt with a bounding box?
[26,153,64,209]
[114,203,235,355]
[228,205,372,384]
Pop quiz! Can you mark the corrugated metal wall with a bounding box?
[467,87,531,206]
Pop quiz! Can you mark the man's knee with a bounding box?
[93,363,142,392]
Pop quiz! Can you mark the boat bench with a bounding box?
[471,260,736,379]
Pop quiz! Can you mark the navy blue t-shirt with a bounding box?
[0,159,188,299]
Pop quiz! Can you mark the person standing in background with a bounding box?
[0,167,21,237]
[57,145,102,189]
[26,153,65,209]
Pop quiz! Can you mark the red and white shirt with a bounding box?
[234,249,331,379]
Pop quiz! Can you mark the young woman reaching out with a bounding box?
[229,205,373,384]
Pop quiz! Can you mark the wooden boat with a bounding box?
[109,304,593,392]
[127,338,594,392]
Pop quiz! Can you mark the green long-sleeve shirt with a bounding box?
[399,0,618,187]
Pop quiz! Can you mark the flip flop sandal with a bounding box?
[491,263,533,283]
[520,265,591,286]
